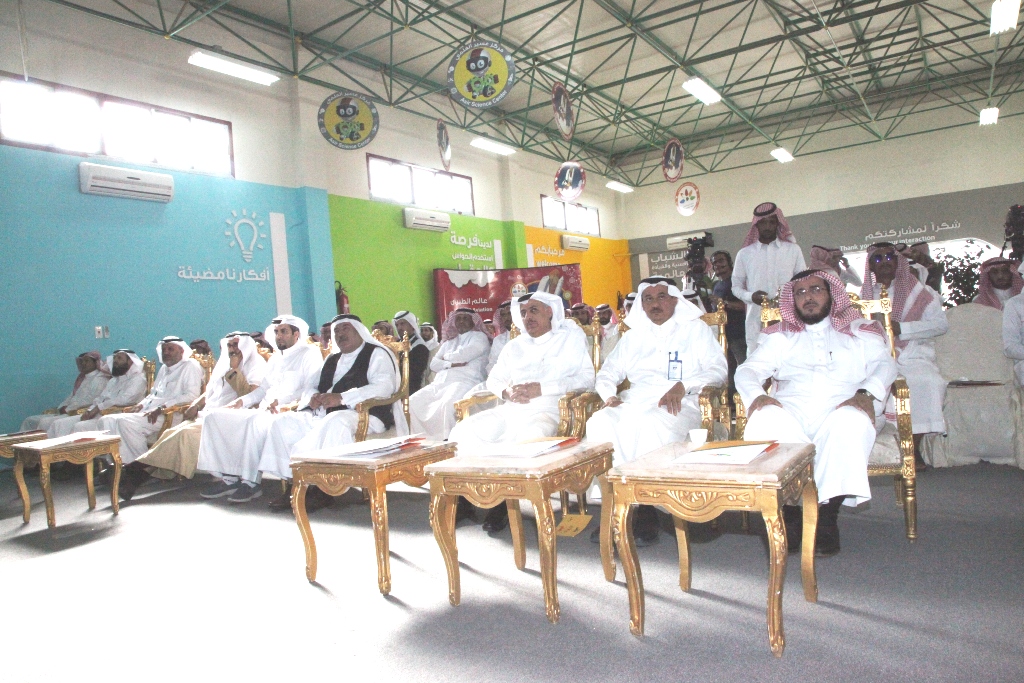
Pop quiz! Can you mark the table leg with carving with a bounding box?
[530,492,560,624]
[903,474,918,541]
[292,483,317,582]
[109,444,122,515]
[614,500,644,636]
[800,476,819,602]
[83,453,97,510]
[599,475,615,582]
[760,490,788,657]
[430,492,460,606]
[367,482,391,595]
[14,457,31,523]
[40,457,56,528]
[673,515,691,592]
[507,500,526,571]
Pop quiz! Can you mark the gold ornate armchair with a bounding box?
[59,355,156,419]
[357,331,412,442]
[155,352,216,439]
[570,317,603,373]
[733,288,917,540]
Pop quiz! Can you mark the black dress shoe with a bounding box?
[589,526,601,544]
[268,484,293,512]
[782,505,803,554]
[814,496,844,557]
[455,497,478,526]
[633,506,660,547]
[482,505,509,535]
[304,486,334,513]
[118,462,151,502]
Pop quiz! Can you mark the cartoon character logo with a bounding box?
[318,91,379,150]
[464,48,499,100]
[448,42,516,109]
[333,98,365,142]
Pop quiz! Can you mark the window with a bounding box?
[366,154,474,215]
[0,74,234,176]
[541,194,600,236]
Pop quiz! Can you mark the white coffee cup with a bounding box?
[689,428,708,447]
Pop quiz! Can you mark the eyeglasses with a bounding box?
[793,285,826,296]
[870,252,898,264]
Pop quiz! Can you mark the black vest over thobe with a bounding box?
[316,343,395,429]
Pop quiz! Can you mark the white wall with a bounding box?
[0,0,624,235]
[621,115,1024,240]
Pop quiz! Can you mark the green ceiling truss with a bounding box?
[33,0,1024,186]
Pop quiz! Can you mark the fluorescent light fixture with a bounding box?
[470,137,517,155]
[980,106,1000,125]
[681,77,722,105]
[990,0,1021,34]
[605,181,634,193]
[188,51,279,86]
[770,147,794,163]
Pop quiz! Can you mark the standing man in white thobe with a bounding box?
[259,315,400,512]
[448,291,595,533]
[118,332,267,500]
[739,269,897,556]
[90,337,203,464]
[49,351,147,437]
[408,308,490,440]
[585,277,727,544]
[596,304,620,363]
[197,315,323,503]
[21,351,110,432]
[732,202,807,353]
[861,243,949,468]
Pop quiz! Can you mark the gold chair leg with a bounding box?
[559,491,570,519]
[894,475,905,508]
[740,511,751,533]
[577,492,588,516]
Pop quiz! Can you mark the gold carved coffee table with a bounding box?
[12,434,122,528]
[0,430,48,459]
[290,441,456,594]
[602,442,818,657]
[424,442,614,624]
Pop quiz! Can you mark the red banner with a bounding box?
[433,264,583,322]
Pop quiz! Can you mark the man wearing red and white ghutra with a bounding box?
[973,257,1023,311]
[738,270,897,556]
[861,243,949,464]
[731,202,807,354]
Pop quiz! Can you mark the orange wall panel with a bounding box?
[524,226,633,310]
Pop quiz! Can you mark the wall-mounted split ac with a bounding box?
[403,207,451,232]
[79,162,174,202]
[561,234,590,251]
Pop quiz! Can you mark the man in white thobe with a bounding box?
[409,308,490,440]
[622,293,636,317]
[392,310,431,394]
[48,351,148,437]
[21,351,110,432]
[259,315,400,512]
[974,257,1022,311]
[739,270,897,556]
[486,301,513,375]
[861,243,949,466]
[596,304,620,362]
[1003,263,1024,386]
[118,332,267,500]
[732,202,807,353]
[90,337,203,464]
[809,246,863,289]
[197,315,323,503]
[585,277,727,544]
[448,291,595,533]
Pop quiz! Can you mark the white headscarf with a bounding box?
[156,336,193,365]
[264,315,310,352]
[107,349,144,377]
[328,314,407,435]
[206,332,267,407]
[392,310,426,350]
[511,291,584,339]
[420,323,440,352]
[623,277,703,334]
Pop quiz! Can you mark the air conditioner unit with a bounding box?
[562,234,590,251]
[403,207,451,232]
[79,162,174,203]
[666,236,687,250]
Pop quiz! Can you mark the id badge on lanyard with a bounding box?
[667,351,683,382]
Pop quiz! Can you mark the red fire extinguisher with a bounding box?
[335,281,350,315]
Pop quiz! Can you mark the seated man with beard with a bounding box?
[47,350,147,437]
[21,351,110,433]
[738,270,897,556]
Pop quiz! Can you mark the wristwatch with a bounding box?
[855,389,874,399]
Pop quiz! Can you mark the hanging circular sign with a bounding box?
[554,161,586,201]
[662,138,684,182]
[318,91,379,150]
[447,41,516,109]
[437,119,452,171]
[551,82,575,141]
[675,182,700,216]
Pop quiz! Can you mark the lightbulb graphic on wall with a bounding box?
[224,209,267,262]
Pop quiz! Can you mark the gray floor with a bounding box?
[0,462,1021,682]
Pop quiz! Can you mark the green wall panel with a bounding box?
[330,195,526,326]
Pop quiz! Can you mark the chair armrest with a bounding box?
[454,392,501,422]
[156,402,193,439]
[891,376,915,482]
[733,392,747,439]
[569,392,605,439]
[698,385,725,437]
[556,391,582,437]
[42,408,58,415]
[354,391,406,441]
[275,401,300,413]
[100,405,133,415]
